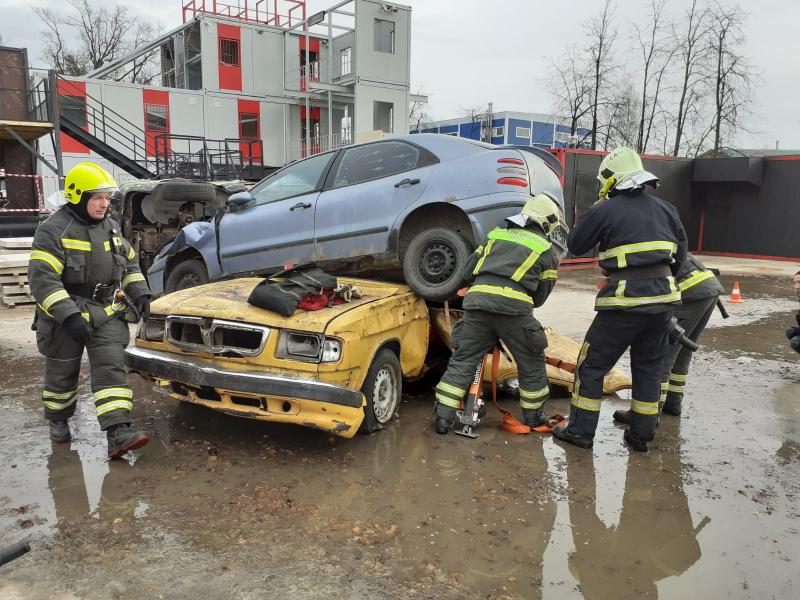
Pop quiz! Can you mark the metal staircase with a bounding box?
[58,83,157,179]
[57,78,266,181]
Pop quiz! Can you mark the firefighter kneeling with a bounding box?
[434,193,565,434]
[28,162,151,459]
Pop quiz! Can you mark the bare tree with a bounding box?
[584,0,618,150]
[631,0,675,153]
[706,2,756,151]
[459,104,493,141]
[547,45,594,141]
[671,0,711,156]
[35,0,157,83]
[409,92,432,133]
[600,81,640,150]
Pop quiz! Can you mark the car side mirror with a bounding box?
[226,191,252,212]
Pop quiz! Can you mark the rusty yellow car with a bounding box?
[124,278,429,438]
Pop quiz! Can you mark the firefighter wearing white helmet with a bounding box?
[28,162,151,458]
[433,193,566,434]
[553,147,688,453]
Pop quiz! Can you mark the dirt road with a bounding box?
[1,268,799,599]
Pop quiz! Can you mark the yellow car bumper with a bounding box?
[125,346,365,438]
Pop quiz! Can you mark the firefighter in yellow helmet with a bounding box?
[433,193,566,433]
[552,147,688,452]
[28,162,151,458]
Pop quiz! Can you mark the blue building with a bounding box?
[415,110,591,149]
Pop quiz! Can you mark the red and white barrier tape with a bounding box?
[0,208,53,213]
[0,172,63,180]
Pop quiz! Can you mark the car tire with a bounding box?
[359,348,402,433]
[402,227,472,301]
[165,259,209,293]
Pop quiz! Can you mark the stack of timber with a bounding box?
[0,238,34,307]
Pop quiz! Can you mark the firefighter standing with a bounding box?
[552,147,688,452]
[29,162,151,459]
[614,254,724,422]
[434,194,565,433]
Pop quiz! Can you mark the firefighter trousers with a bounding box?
[660,296,717,409]
[569,310,672,442]
[435,310,550,414]
[36,315,133,431]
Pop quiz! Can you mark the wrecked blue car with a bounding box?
[147,134,565,301]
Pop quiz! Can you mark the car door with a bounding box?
[314,140,437,263]
[218,151,335,275]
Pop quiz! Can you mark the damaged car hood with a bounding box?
[150,277,411,333]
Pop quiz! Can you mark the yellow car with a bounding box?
[125,278,429,438]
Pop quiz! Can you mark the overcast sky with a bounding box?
[4,0,799,150]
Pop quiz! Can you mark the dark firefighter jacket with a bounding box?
[29,207,150,327]
[462,223,560,315]
[568,189,688,313]
[676,254,725,302]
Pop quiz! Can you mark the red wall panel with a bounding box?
[218,23,242,92]
[237,99,262,164]
[57,79,89,155]
[143,88,170,157]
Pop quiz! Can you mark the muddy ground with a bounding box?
[1,267,799,599]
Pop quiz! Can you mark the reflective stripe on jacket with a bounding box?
[568,190,688,313]
[29,207,150,325]
[675,254,725,302]
[463,224,561,315]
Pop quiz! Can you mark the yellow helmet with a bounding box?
[518,192,563,235]
[63,162,118,204]
[597,146,659,199]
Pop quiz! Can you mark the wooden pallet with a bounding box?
[0,252,33,308]
[0,272,28,285]
[0,237,33,255]
[2,284,30,295]
[1,295,35,307]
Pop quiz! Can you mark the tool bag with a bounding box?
[247,266,338,317]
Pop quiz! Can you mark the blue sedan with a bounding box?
[147,134,565,301]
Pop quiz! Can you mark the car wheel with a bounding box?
[359,348,402,433]
[165,259,209,293]
[402,227,472,301]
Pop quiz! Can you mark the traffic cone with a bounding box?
[728,280,745,303]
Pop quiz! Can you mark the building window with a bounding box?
[145,104,168,132]
[373,101,394,133]
[374,19,395,53]
[239,113,259,139]
[341,47,352,76]
[61,95,87,128]
[492,126,505,138]
[219,38,240,66]
[515,126,531,139]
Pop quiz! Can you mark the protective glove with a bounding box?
[63,313,93,344]
[134,295,151,320]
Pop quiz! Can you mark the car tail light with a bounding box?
[497,158,525,165]
[497,177,529,188]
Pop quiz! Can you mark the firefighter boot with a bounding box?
[624,428,649,452]
[612,409,632,425]
[49,420,71,443]
[107,423,150,459]
[434,404,456,435]
[522,408,547,428]
[552,407,598,450]
[662,392,683,416]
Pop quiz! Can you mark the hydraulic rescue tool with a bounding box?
[455,354,489,438]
